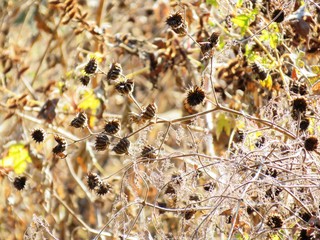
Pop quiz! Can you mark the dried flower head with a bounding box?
[113,138,130,154]
[115,79,134,95]
[203,182,215,191]
[292,98,307,113]
[13,176,27,190]
[53,135,67,155]
[141,103,157,120]
[84,58,97,75]
[104,119,120,135]
[186,86,205,106]
[107,62,122,82]
[79,75,90,86]
[300,118,310,131]
[141,145,157,159]
[165,184,176,195]
[208,31,220,46]
[304,136,318,151]
[266,213,283,229]
[272,9,285,23]
[31,128,46,143]
[252,62,267,80]
[184,210,196,220]
[166,12,187,35]
[70,112,87,128]
[95,133,110,151]
[95,181,111,196]
[87,172,100,190]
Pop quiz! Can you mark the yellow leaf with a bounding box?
[0,143,31,174]
[260,74,272,90]
[216,113,234,140]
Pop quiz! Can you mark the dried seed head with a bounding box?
[171,174,183,185]
[52,143,66,155]
[95,133,110,151]
[166,12,187,35]
[31,128,46,143]
[300,118,310,131]
[292,98,307,113]
[107,63,122,82]
[13,176,27,190]
[84,58,97,74]
[70,112,87,128]
[200,42,213,56]
[141,145,157,159]
[115,79,134,95]
[255,136,266,148]
[266,213,283,229]
[87,172,100,190]
[165,184,176,195]
[113,138,130,154]
[184,210,196,220]
[95,181,111,196]
[141,103,157,120]
[79,75,90,86]
[272,9,285,23]
[252,62,267,80]
[186,86,205,106]
[304,136,318,151]
[203,182,215,191]
[104,119,120,134]
[265,168,278,178]
[53,135,67,155]
[208,31,220,46]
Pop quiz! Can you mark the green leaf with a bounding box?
[206,0,218,7]
[0,143,32,174]
[237,0,244,7]
[232,10,257,35]
[216,113,233,140]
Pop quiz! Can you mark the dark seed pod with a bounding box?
[272,9,285,23]
[304,136,318,151]
[95,133,110,151]
[87,172,100,190]
[189,194,200,201]
[300,118,310,131]
[292,98,307,113]
[52,143,66,155]
[13,176,27,190]
[186,86,205,106]
[252,62,267,80]
[255,136,266,148]
[107,63,122,82]
[113,138,130,154]
[31,128,46,143]
[171,174,183,185]
[166,12,187,35]
[70,112,87,128]
[141,145,157,159]
[266,213,283,229]
[95,181,111,196]
[54,135,67,145]
[141,103,157,120]
[265,168,277,178]
[79,75,90,86]
[208,31,220,46]
[104,119,120,134]
[184,210,196,220]
[84,58,97,74]
[115,79,134,95]
[53,135,67,155]
[157,202,167,214]
[165,184,176,194]
[200,42,213,53]
[203,182,215,191]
